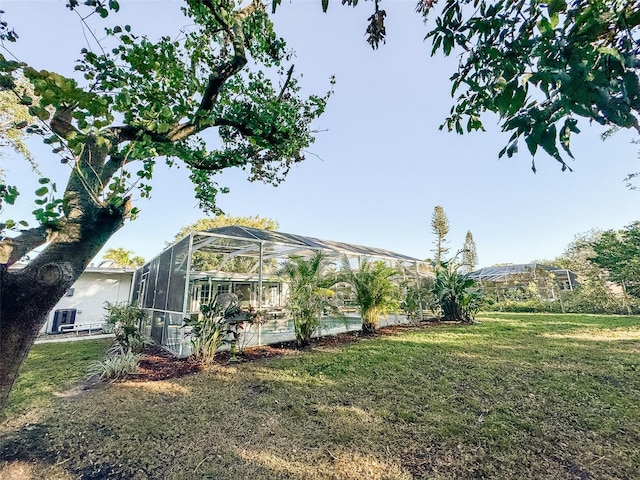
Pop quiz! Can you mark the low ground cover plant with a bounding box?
[85,346,141,382]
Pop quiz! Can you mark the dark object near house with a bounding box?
[52,309,77,333]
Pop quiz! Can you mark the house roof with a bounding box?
[9,263,134,275]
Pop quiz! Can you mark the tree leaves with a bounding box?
[0,9,18,42]
[366,4,386,49]
[420,0,640,169]
[590,222,640,298]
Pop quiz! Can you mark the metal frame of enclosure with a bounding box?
[131,226,429,357]
[468,263,578,302]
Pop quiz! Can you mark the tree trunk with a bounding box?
[362,312,377,334]
[621,281,633,315]
[0,201,126,413]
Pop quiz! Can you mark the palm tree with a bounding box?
[279,252,339,347]
[341,257,400,334]
[101,248,145,269]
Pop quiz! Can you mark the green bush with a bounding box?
[184,295,255,363]
[103,301,148,353]
[401,276,436,321]
[86,302,148,382]
[184,307,227,364]
[482,299,560,313]
[482,292,640,315]
[340,257,400,334]
[432,262,482,323]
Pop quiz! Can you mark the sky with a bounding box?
[2,0,640,268]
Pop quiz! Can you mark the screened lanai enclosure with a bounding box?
[468,263,578,303]
[131,226,428,357]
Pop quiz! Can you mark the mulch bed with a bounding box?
[131,344,205,381]
[131,319,442,382]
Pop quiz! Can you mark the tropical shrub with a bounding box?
[183,294,255,363]
[340,258,400,334]
[401,276,437,321]
[432,262,482,323]
[279,252,341,347]
[482,299,561,314]
[482,288,638,315]
[564,290,635,315]
[87,302,148,382]
[103,301,148,353]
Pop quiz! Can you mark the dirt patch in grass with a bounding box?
[133,320,442,381]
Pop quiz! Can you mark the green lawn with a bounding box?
[3,339,111,418]
[2,313,640,479]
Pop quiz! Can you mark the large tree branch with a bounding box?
[99,154,127,186]
[0,224,61,266]
[106,1,262,147]
[50,104,80,139]
[193,1,261,123]
[108,125,172,144]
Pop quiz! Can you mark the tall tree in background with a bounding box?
[590,222,640,311]
[552,230,622,313]
[0,1,330,413]
[431,205,450,267]
[461,230,478,273]
[553,230,603,279]
[170,214,279,272]
[100,247,144,269]
[171,215,279,242]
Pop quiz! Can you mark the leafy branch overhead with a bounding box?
[0,0,332,264]
[298,0,640,171]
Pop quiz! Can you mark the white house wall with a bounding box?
[42,270,133,333]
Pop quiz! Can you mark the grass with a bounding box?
[3,339,111,418]
[1,313,640,479]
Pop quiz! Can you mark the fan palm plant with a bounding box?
[432,262,482,323]
[340,257,400,334]
[279,252,340,347]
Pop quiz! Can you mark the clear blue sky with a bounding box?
[2,0,640,267]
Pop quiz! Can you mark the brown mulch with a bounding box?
[132,319,442,382]
[131,344,205,381]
